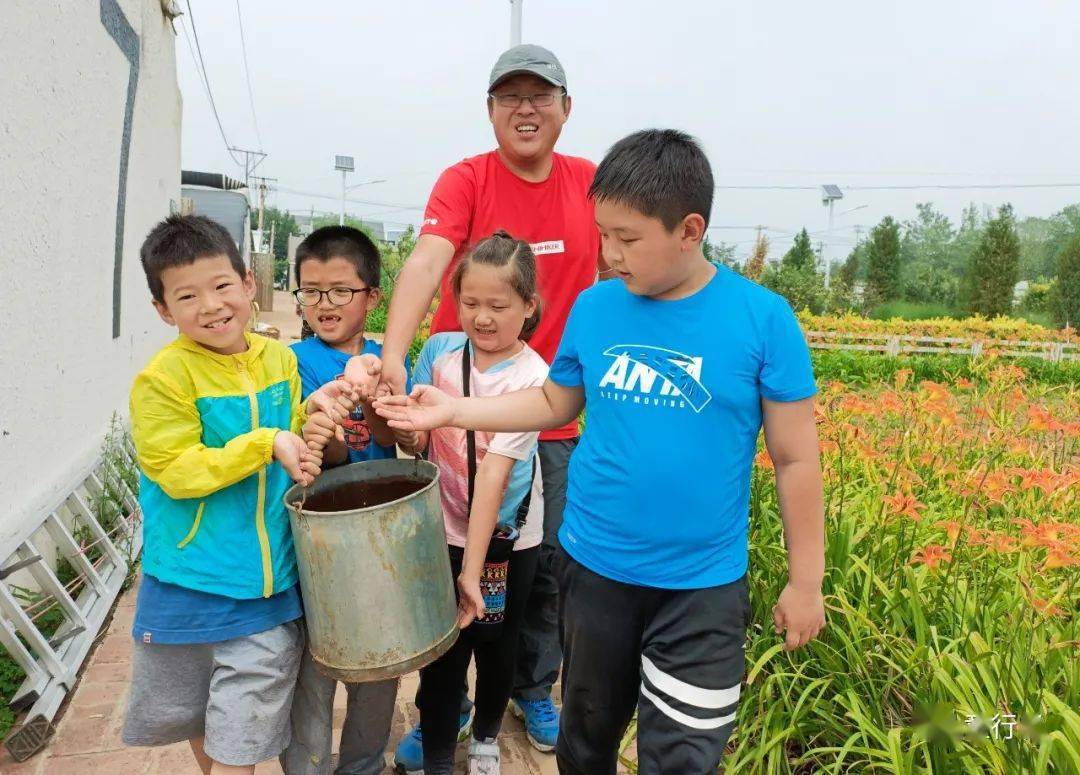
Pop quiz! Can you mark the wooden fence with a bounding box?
[805,331,1078,362]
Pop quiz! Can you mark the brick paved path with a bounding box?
[0,579,635,774]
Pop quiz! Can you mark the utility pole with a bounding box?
[228,146,267,191]
[250,175,277,252]
[820,185,844,290]
[333,155,355,226]
[509,0,523,45]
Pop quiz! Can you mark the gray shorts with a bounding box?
[122,620,304,766]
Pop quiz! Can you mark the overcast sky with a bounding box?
[177,0,1080,264]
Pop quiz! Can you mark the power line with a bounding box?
[715,181,1080,192]
[274,184,426,212]
[714,185,818,191]
[720,166,1080,177]
[847,182,1080,191]
[234,0,263,150]
[183,1,242,166]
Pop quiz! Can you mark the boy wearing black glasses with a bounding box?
[281,225,407,775]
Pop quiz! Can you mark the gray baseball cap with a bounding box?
[488,44,567,91]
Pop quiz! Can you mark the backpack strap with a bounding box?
[462,342,477,510]
[462,342,536,529]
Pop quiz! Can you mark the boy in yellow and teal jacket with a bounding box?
[121,215,352,774]
[133,330,305,599]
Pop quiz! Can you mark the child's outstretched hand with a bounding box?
[344,354,382,402]
[307,379,358,423]
[373,385,454,431]
[772,582,826,651]
[456,573,486,628]
[273,431,321,487]
[302,411,344,453]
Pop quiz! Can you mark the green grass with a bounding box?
[811,350,1080,388]
[1015,309,1055,328]
[869,301,962,321]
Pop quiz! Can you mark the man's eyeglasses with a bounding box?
[489,91,565,109]
[293,287,371,307]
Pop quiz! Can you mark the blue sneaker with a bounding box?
[510,697,559,752]
[394,707,475,774]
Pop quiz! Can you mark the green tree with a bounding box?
[951,203,984,277]
[900,203,957,305]
[760,261,828,314]
[830,242,865,312]
[839,242,864,289]
[703,236,738,268]
[965,204,1020,317]
[760,229,826,312]
[255,207,301,285]
[782,228,817,272]
[1016,214,1058,282]
[312,215,380,243]
[866,216,902,305]
[1050,235,1080,328]
[1018,204,1080,282]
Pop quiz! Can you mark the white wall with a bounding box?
[0,1,182,548]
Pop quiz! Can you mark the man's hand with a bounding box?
[456,573,486,628]
[273,431,321,487]
[373,385,455,432]
[377,355,409,398]
[344,354,382,402]
[392,427,423,453]
[306,379,358,423]
[772,583,825,651]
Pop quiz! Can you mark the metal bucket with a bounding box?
[283,458,458,682]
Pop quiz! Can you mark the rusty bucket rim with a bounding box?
[283,458,440,518]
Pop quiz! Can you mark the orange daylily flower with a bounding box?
[1042,543,1078,571]
[754,450,774,470]
[1016,469,1062,496]
[910,544,952,570]
[1025,405,1063,433]
[919,380,952,402]
[883,492,924,522]
[1029,597,1065,617]
[934,520,964,546]
[880,392,906,414]
[985,532,1019,554]
[982,472,1015,505]
[819,438,839,454]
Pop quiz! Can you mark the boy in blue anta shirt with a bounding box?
[375,130,827,774]
[282,225,407,775]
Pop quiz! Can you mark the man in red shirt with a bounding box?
[380,44,601,769]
